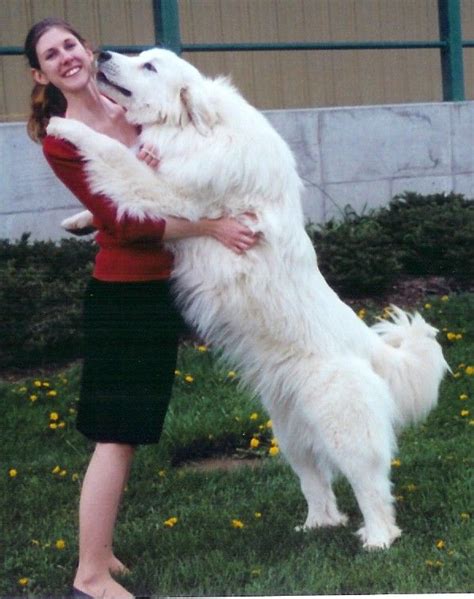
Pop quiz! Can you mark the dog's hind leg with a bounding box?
[348,464,402,550]
[295,360,401,549]
[293,460,349,531]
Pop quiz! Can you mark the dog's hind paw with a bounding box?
[356,524,402,550]
[295,511,349,532]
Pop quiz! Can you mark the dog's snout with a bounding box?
[98,51,112,64]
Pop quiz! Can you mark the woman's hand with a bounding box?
[137,142,160,169]
[206,214,260,254]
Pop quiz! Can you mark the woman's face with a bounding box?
[32,26,94,94]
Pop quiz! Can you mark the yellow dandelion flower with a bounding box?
[47,390,57,397]
[459,394,469,401]
[465,366,474,376]
[270,437,278,446]
[453,372,461,379]
[55,539,66,550]
[254,512,262,518]
[456,334,463,340]
[29,394,38,402]
[58,422,66,429]
[426,560,443,568]
[251,568,261,576]
[19,386,27,392]
[18,578,29,587]
[231,519,244,529]
[33,380,42,387]
[49,423,58,430]
[446,332,457,341]
[460,512,470,520]
[42,381,50,387]
[441,295,449,302]
[52,465,61,474]
[164,517,178,527]
[72,473,79,482]
[174,369,181,376]
[469,420,474,426]
[460,410,469,417]
[269,446,280,456]
[424,303,432,309]
[8,468,17,478]
[250,438,260,449]
[391,459,401,467]
[227,371,237,379]
[436,539,445,549]
[357,308,366,319]
[266,419,272,429]
[197,345,208,352]
[59,470,67,477]
[184,375,194,383]
[49,412,59,421]
[249,412,259,420]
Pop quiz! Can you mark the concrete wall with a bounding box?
[1,100,473,241]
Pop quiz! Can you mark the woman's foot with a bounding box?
[73,573,133,599]
[74,577,133,599]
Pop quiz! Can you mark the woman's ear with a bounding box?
[179,85,218,136]
[31,68,49,86]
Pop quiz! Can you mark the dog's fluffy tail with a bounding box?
[371,306,449,429]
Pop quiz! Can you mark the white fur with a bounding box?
[47,49,448,550]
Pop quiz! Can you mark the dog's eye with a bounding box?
[143,62,157,73]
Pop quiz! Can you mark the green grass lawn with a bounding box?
[2,293,473,596]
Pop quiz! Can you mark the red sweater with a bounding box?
[43,135,174,282]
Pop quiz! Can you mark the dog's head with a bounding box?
[96,48,218,135]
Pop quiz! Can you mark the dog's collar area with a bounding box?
[97,71,132,97]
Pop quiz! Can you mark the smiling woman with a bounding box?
[22,16,259,599]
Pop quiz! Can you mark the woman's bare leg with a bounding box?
[73,442,135,598]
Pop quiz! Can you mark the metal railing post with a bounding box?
[153,0,182,55]
[438,0,465,101]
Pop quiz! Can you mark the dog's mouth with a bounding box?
[96,71,132,97]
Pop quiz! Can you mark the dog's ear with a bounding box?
[180,85,218,136]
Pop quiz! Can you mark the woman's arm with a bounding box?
[44,135,258,253]
[164,216,259,254]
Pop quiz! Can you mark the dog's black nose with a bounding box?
[98,51,112,64]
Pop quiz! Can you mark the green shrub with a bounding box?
[0,235,94,369]
[377,192,474,280]
[308,207,403,297]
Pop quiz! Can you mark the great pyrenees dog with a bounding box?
[48,48,448,550]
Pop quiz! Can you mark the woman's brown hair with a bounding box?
[24,18,88,143]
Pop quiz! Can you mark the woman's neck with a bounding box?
[63,82,138,147]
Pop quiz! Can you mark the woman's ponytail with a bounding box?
[27,82,66,143]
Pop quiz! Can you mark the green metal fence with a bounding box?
[3,0,473,102]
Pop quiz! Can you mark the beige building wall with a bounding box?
[1,0,474,121]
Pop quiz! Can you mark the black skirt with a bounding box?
[77,278,187,445]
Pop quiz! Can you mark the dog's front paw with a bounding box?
[47,117,93,148]
[61,210,95,236]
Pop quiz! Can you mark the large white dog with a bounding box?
[48,48,448,550]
